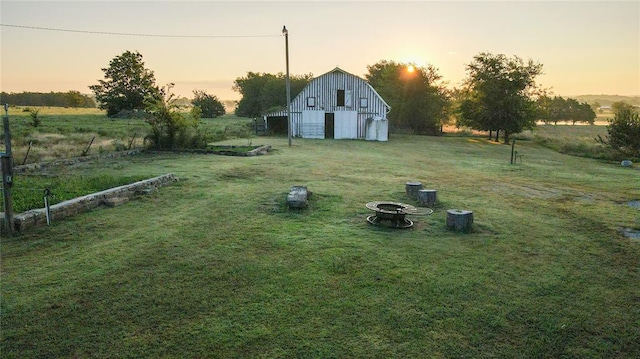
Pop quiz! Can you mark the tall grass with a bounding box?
[1,107,254,164]
[519,124,624,160]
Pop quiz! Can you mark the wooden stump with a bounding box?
[446,209,473,232]
[287,186,309,209]
[417,189,437,208]
[405,181,423,199]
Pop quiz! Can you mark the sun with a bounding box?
[407,65,415,73]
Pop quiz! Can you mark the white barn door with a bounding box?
[301,110,325,139]
[334,111,358,139]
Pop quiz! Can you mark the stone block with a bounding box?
[287,186,309,209]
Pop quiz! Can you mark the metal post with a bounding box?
[2,103,14,235]
[44,188,51,226]
[283,26,292,147]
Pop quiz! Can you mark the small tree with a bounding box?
[90,51,161,117]
[597,107,640,157]
[28,108,41,127]
[145,84,201,149]
[191,90,225,118]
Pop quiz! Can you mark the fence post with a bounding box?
[2,103,14,235]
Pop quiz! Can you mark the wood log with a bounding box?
[405,181,423,199]
[446,209,473,232]
[417,189,437,208]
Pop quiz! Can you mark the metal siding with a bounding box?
[266,68,390,140]
[301,110,324,138]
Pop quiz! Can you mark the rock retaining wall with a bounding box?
[6,173,177,232]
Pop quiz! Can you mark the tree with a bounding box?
[89,51,161,117]
[611,101,634,114]
[191,90,225,118]
[457,53,543,143]
[597,106,640,157]
[366,60,450,135]
[233,72,312,118]
[537,95,595,125]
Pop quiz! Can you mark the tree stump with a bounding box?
[405,181,423,199]
[287,186,309,209]
[417,189,437,208]
[446,209,473,232]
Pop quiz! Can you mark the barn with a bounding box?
[263,67,390,141]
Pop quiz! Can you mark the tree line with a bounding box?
[87,50,636,157]
[1,91,96,108]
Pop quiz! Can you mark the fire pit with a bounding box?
[365,201,432,229]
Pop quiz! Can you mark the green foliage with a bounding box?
[537,96,596,125]
[28,108,41,127]
[596,106,640,157]
[144,85,203,150]
[0,91,95,108]
[366,60,450,135]
[89,51,161,117]
[233,72,312,117]
[191,90,225,118]
[457,53,543,143]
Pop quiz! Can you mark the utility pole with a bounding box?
[283,25,292,147]
[2,103,14,235]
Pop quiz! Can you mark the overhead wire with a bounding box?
[0,23,282,38]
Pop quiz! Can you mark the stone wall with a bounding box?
[5,173,177,232]
[13,149,142,174]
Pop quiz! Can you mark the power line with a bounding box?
[0,24,281,38]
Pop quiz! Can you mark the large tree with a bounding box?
[233,72,312,118]
[90,51,161,117]
[366,60,450,135]
[457,53,543,143]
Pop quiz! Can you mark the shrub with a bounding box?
[29,108,41,127]
[144,85,205,150]
[191,90,226,118]
[597,107,640,158]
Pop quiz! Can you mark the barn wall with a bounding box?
[267,68,390,140]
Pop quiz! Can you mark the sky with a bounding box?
[1,0,639,101]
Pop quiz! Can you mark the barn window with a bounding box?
[359,97,368,108]
[336,90,345,106]
[345,90,352,107]
[307,97,316,107]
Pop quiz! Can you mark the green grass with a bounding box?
[519,124,627,160]
[2,173,152,213]
[3,107,254,164]
[1,131,639,357]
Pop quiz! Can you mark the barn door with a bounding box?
[324,113,334,139]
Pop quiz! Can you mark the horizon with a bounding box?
[1,1,639,101]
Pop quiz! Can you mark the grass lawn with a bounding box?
[1,133,639,357]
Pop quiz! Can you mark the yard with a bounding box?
[1,120,639,357]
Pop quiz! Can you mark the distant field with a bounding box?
[2,107,254,164]
[1,115,639,357]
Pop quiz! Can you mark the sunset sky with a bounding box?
[1,0,638,101]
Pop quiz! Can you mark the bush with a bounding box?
[29,108,41,127]
[144,86,209,150]
[191,90,225,118]
[597,107,640,158]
